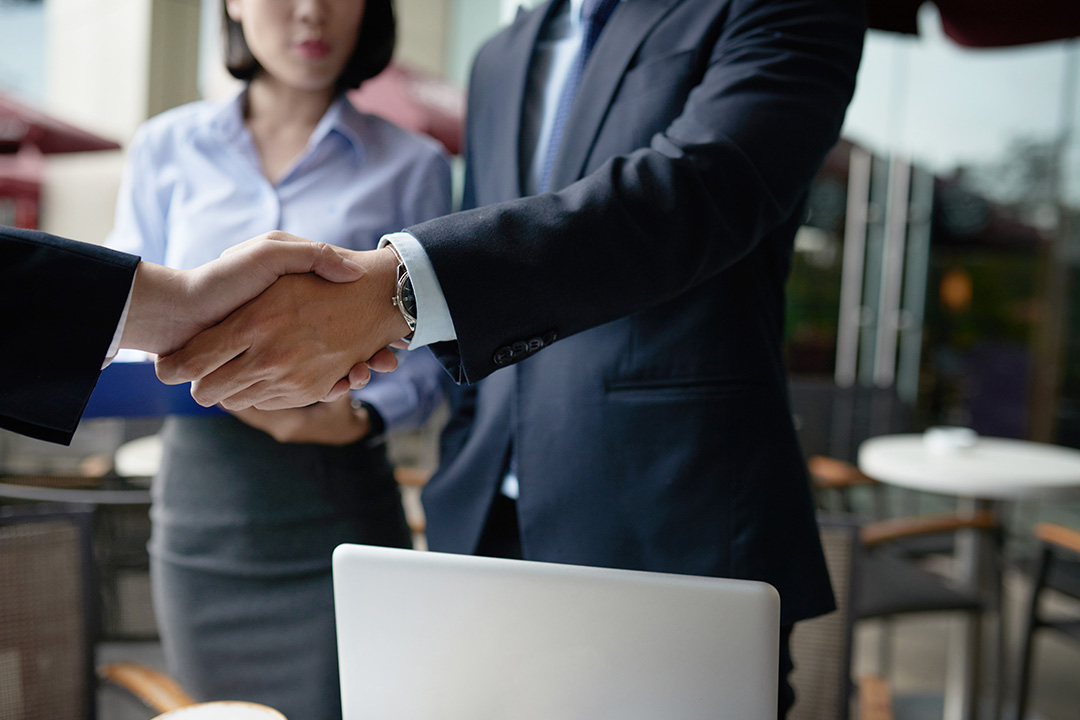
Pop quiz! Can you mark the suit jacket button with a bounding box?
[494,347,513,366]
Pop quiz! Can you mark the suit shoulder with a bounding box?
[472,2,546,71]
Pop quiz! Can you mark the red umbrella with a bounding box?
[348,63,465,155]
[0,92,120,155]
[869,0,1080,47]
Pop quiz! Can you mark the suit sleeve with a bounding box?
[408,0,866,383]
[0,226,140,444]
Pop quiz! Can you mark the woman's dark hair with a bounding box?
[222,0,395,92]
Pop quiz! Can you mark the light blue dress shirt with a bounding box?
[384,0,588,350]
[107,87,452,430]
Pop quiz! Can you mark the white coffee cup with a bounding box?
[923,426,979,455]
[152,702,287,720]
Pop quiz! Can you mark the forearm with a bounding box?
[120,262,188,355]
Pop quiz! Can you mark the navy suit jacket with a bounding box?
[1,226,139,444]
[408,0,866,625]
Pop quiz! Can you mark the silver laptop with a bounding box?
[333,545,779,720]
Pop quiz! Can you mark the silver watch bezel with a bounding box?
[394,271,417,332]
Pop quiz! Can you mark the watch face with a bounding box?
[398,274,417,320]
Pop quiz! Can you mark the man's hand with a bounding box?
[229,395,372,446]
[121,232,365,355]
[155,246,410,411]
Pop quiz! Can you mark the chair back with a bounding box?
[789,379,909,464]
[789,514,860,720]
[0,503,97,720]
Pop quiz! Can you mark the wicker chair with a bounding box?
[0,503,194,719]
[789,514,892,720]
[807,457,1004,716]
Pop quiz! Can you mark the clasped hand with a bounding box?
[150,232,409,410]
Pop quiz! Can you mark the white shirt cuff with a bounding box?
[103,278,136,369]
[379,232,457,348]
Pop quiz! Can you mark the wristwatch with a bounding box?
[386,243,416,337]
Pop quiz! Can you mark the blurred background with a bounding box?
[2,0,1080,717]
[2,0,1077,467]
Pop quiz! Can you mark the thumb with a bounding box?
[226,235,365,284]
[306,243,365,283]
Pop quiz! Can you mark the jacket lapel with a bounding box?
[549,0,679,191]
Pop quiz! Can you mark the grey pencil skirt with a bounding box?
[149,415,411,720]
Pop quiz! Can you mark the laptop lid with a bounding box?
[333,545,779,720]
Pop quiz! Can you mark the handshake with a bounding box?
[125,231,414,410]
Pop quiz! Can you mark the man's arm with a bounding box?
[2,226,140,443]
[415,0,867,382]
[0,227,384,443]
[156,0,866,408]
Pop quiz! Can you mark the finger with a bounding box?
[183,345,283,408]
[241,238,364,284]
[347,363,373,389]
[248,392,327,411]
[215,379,279,411]
[221,231,316,258]
[247,395,294,411]
[322,378,353,403]
[155,325,251,387]
[389,339,411,350]
[366,347,399,373]
[304,242,365,283]
[212,368,337,411]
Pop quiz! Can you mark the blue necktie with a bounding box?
[538,0,620,193]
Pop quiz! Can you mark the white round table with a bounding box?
[113,434,164,480]
[859,434,1080,500]
[858,433,1080,720]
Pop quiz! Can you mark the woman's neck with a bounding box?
[244,77,337,183]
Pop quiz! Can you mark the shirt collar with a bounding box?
[314,94,366,163]
[203,85,365,164]
[204,85,248,144]
[570,0,585,29]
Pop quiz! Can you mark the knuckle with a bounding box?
[219,397,245,412]
[162,354,201,384]
[153,361,177,384]
[190,385,217,408]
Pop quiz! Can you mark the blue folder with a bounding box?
[83,361,224,419]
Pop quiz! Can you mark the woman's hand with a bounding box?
[229,395,372,446]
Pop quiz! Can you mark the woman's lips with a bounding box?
[296,39,331,59]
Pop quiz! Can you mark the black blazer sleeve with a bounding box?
[407,0,866,383]
[1,226,140,444]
